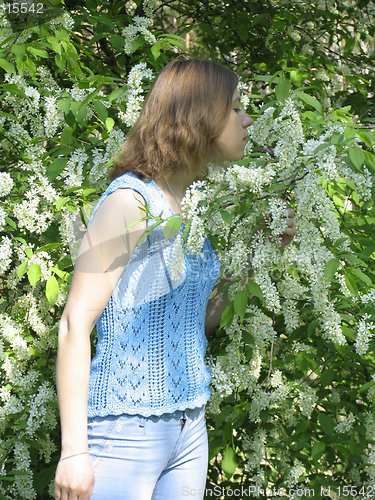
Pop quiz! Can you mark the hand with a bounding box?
[54,454,95,500]
[280,208,296,248]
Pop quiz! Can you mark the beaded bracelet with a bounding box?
[58,451,89,463]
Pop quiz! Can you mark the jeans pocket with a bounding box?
[88,415,118,462]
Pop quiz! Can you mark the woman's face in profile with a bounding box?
[216,88,253,162]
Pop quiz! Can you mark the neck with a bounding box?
[159,171,198,199]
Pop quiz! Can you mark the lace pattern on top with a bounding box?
[87,173,220,417]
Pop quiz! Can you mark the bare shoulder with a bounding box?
[88,188,146,235]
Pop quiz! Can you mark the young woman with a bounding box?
[54,59,295,500]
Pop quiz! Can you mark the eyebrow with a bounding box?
[232,96,241,103]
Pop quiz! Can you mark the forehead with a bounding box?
[232,88,240,102]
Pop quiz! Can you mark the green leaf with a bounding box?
[159,34,186,50]
[358,381,375,394]
[344,271,358,296]
[221,446,237,478]
[93,100,108,123]
[28,264,42,287]
[294,91,322,113]
[108,87,127,102]
[220,303,234,329]
[16,261,28,279]
[10,44,26,58]
[215,405,232,429]
[0,58,16,74]
[27,47,49,58]
[76,105,88,123]
[163,216,182,241]
[105,117,115,132]
[110,33,125,51]
[233,290,248,319]
[314,143,330,154]
[47,36,62,55]
[321,369,335,388]
[56,197,68,211]
[275,78,291,103]
[220,210,232,224]
[151,40,162,60]
[350,268,372,286]
[349,433,357,454]
[46,275,59,306]
[36,242,62,252]
[343,37,356,57]
[60,129,74,146]
[312,441,325,462]
[58,99,70,114]
[348,146,365,170]
[334,237,349,248]
[247,281,263,300]
[319,413,334,436]
[324,258,340,281]
[46,158,67,181]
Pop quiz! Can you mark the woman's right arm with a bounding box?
[54,189,146,500]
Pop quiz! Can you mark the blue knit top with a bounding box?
[87,173,220,417]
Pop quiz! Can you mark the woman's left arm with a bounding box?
[205,208,296,337]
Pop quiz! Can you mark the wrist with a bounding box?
[59,451,89,463]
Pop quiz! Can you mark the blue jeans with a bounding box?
[88,406,208,500]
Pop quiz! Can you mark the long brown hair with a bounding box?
[109,59,238,181]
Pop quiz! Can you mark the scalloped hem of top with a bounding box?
[87,396,209,419]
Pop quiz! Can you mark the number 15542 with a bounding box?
[2,3,44,14]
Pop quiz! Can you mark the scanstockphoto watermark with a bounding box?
[182,485,375,497]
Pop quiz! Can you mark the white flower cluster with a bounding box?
[267,198,288,239]
[13,176,58,234]
[273,97,305,176]
[0,172,14,197]
[11,442,35,500]
[142,0,158,17]
[284,459,305,488]
[0,236,13,275]
[224,163,275,194]
[88,128,126,188]
[122,16,156,55]
[63,148,88,189]
[334,412,356,434]
[44,95,64,138]
[0,313,30,361]
[168,234,185,282]
[355,314,375,356]
[364,412,375,442]
[181,180,208,257]
[119,62,153,127]
[49,12,75,31]
[296,383,318,418]
[361,289,375,305]
[243,428,267,473]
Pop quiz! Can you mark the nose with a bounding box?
[244,113,253,127]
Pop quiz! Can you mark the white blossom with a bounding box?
[118,62,153,126]
[122,16,156,55]
[355,314,375,356]
[0,172,14,197]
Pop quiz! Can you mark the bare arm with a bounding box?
[54,189,146,500]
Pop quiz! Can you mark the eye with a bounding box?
[233,108,241,113]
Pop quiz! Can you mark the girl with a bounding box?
[54,59,295,500]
